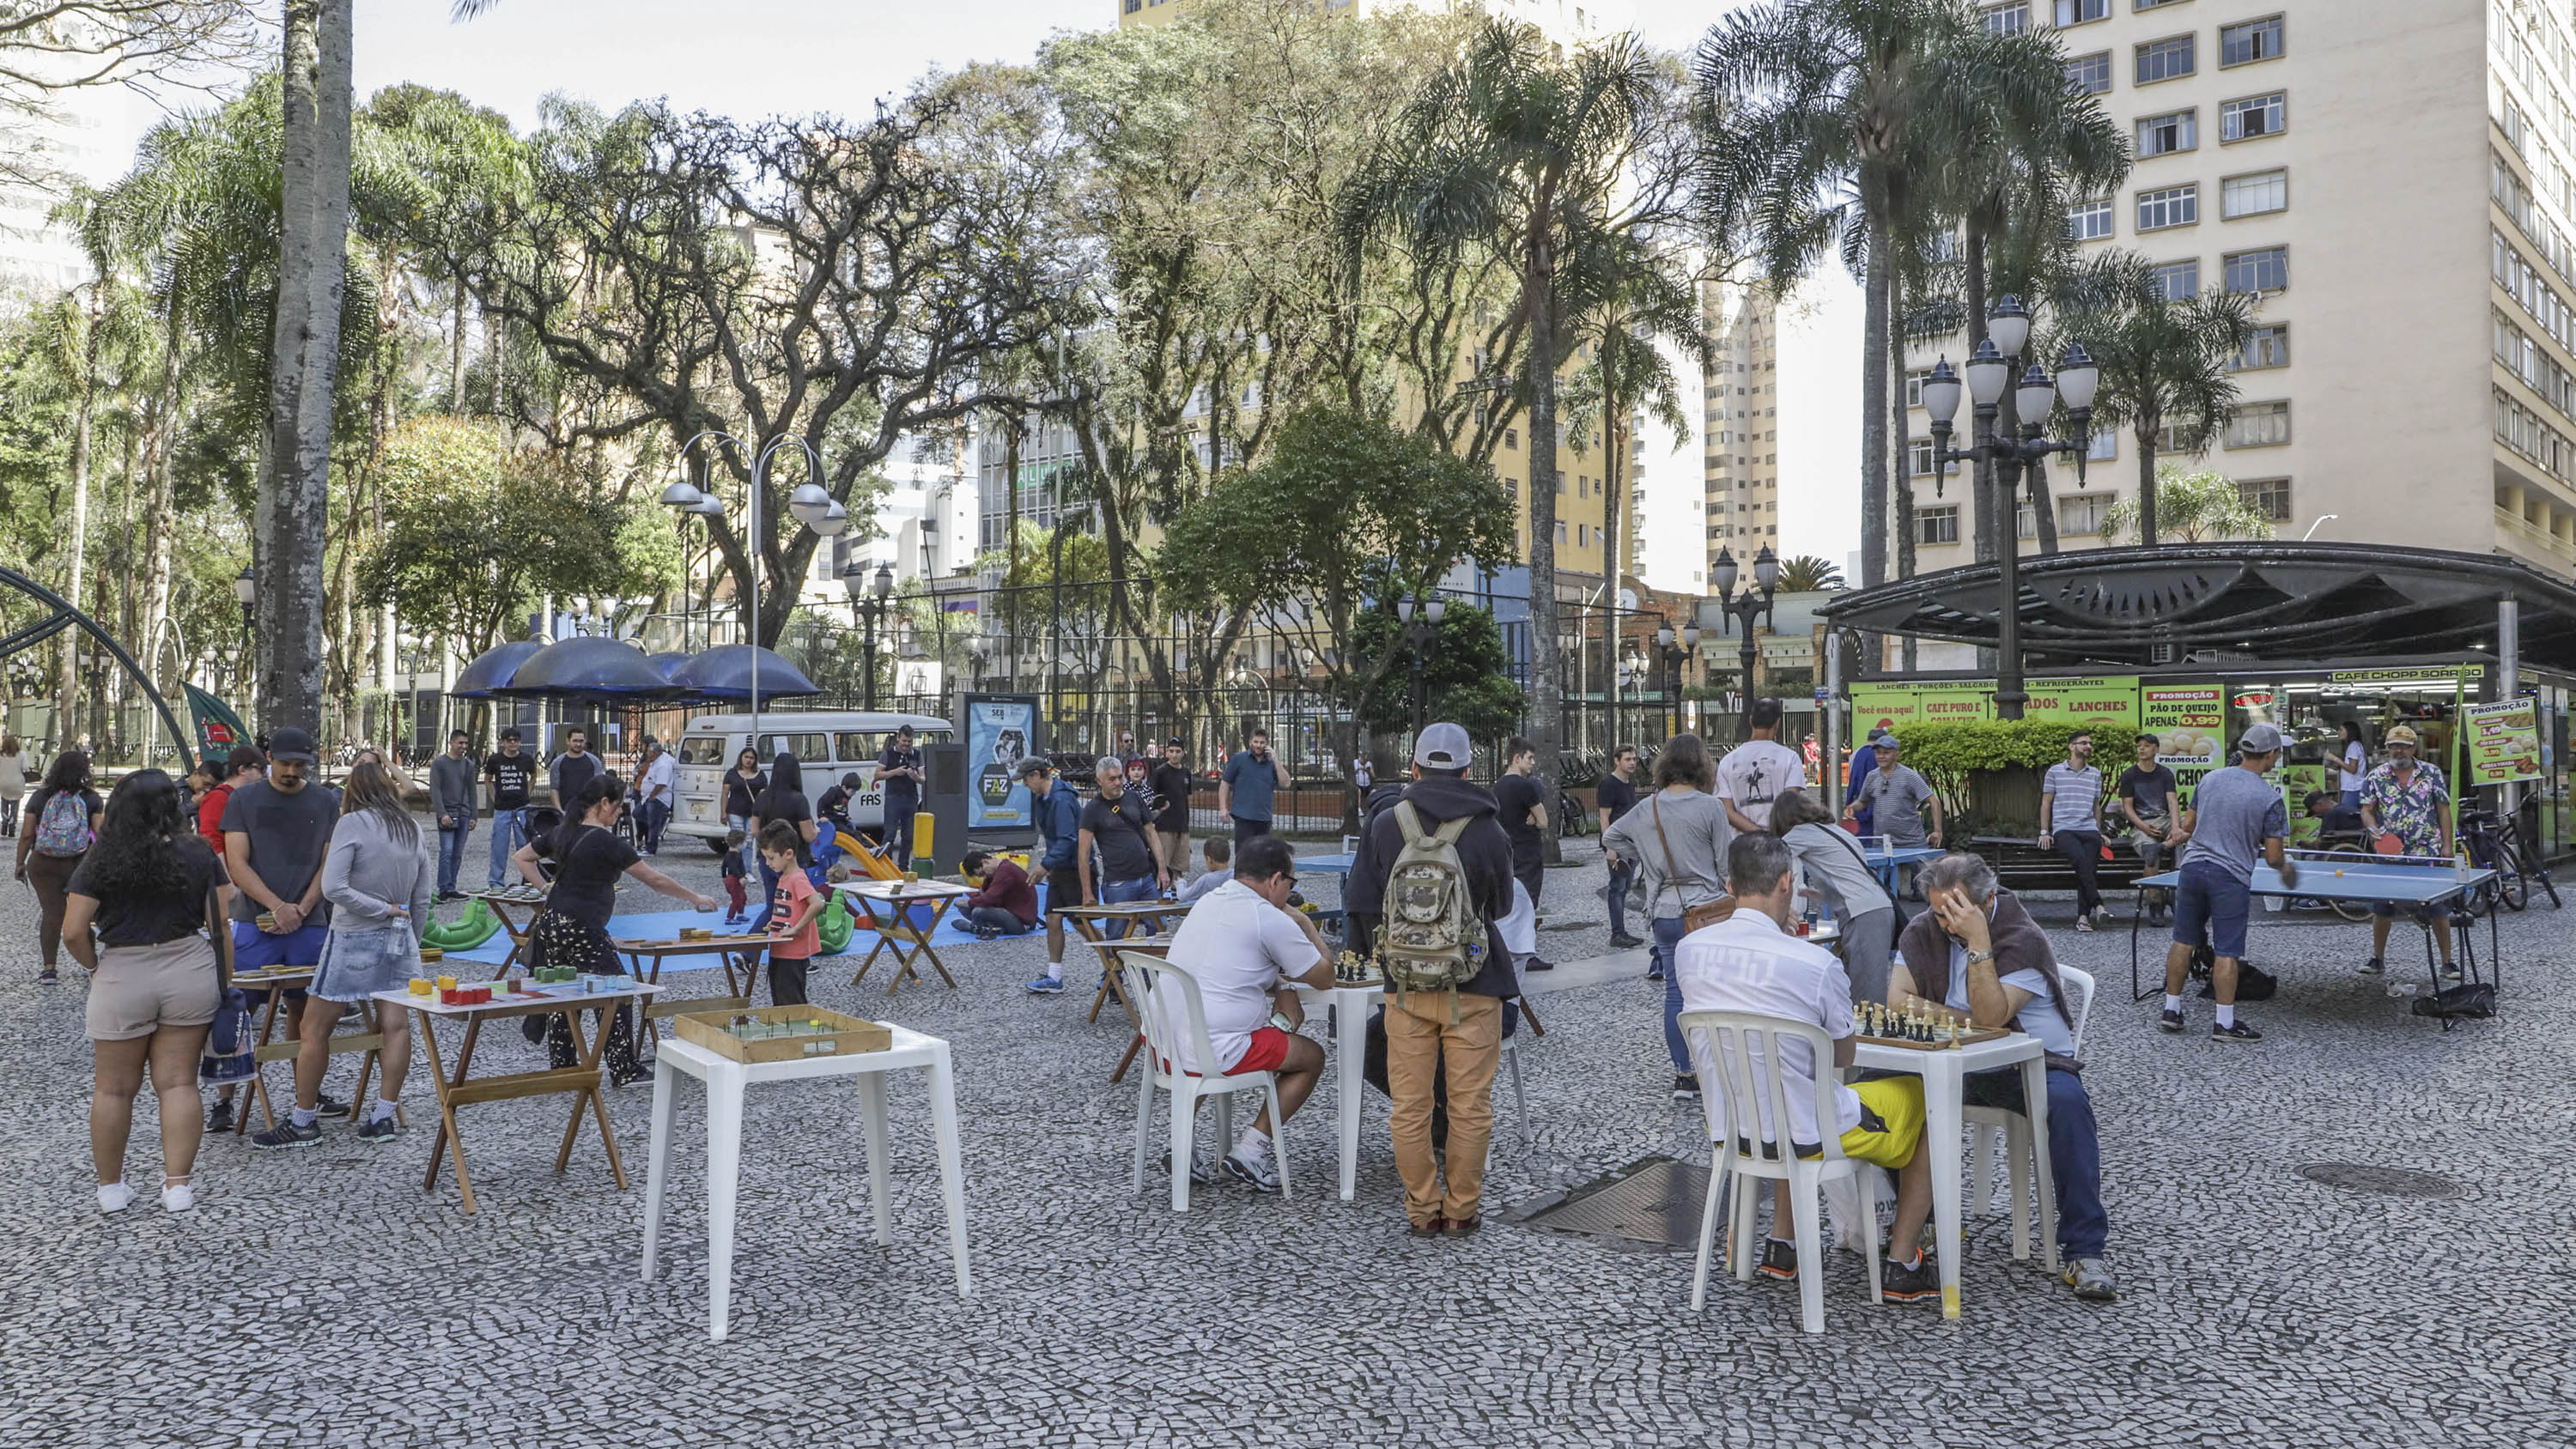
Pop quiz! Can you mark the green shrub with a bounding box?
[1888,719,2139,820]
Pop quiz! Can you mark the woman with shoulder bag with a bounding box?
[18,749,101,985]
[253,762,433,1149]
[512,773,718,1085]
[724,749,767,880]
[1770,788,1899,1005]
[1599,734,1734,1100]
[0,733,29,834]
[61,768,230,1213]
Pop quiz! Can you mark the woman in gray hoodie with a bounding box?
[255,761,433,1149]
[1601,734,1733,1099]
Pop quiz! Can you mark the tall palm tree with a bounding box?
[1698,0,1990,610]
[2046,252,2260,547]
[1774,554,1845,591]
[1345,16,1674,811]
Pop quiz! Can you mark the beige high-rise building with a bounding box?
[1703,281,1783,573]
[1908,1,2573,571]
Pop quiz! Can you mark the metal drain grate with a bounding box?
[2296,1162,2464,1199]
[1516,1155,1710,1252]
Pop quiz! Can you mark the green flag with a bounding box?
[184,683,249,763]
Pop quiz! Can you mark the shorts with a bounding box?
[310,924,423,1003]
[2370,900,2439,922]
[86,936,221,1041]
[1229,1025,1293,1076]
[1836,1076,1925,1170]
[231,920,330,970]
[1154,830,1191,875]
[2172,863,2251,958]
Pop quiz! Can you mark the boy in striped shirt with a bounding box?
[2038,731,2111,930]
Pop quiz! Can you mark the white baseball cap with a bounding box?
[1414,722,1472,769]
[2238,722,2284,753]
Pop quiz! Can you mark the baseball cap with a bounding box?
[1017,758,1053,779]
[1165,737,1184,747]
[1872,734,1899,749]
[268,726,318,763]
[1866,727,1887,741]
[2238,722,2285,753]
[1413,722,1472,769]
[2385,724,2420,746]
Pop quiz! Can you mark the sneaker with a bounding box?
[2063,1256,2118,1301]
[1756,1236,1799,1282]
[1407,1216,1444,1238]
[1024,975,1066,995]
[725,912,746,925]
[161,1181,196,1213]
[2073,915,2094,932]
[1524,956,1556,973]
[314,1093,352,1119]
[38,967,58,985]
[1610,933,1645,949]
[2158,1009,2185,1034]
[97,1182,136,1213]
[2210,1018,2264,1043]
[1441,1213,1481,1236]
[1222,1149,1280,1193]
[1646,963,1665,981]
[1158,1149,1217,1185]
[205,1100,235,1135]
[973,926,1000,942]
[1880,1252,1942,1303]
[1672,1075,1700,1100]
[356,1115,401,1143]
[2091,906,2118,925]
[2439,962,2463,982]
[2357,956,2385,976]
[251,1120,322,1150]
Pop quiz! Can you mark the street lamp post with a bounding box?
[1394,591,1447,737]
[232,566,256,704]
[658,433,847,744]
[1710,544,1778,727]
[1920,296,2099,720]
[1653,619,1702,741]
[844,559,895,711]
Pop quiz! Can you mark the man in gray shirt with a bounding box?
[2162,722,2295,1044]
[1856,736,1941,848]
[428,730,478,901]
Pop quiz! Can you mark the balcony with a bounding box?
[2495,505,2576,567]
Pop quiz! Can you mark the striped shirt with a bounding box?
[2041,762,2104,834]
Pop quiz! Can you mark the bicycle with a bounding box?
[2459,806,2561,912]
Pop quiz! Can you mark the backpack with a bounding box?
[1379,801,1491,999]
[33,790,90,857]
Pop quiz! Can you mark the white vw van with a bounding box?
[668,710,952,852]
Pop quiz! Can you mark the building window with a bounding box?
[2066,50,2112,94]
[2136,183,2198,231]
[2239,476,2292,521]
[2221,91,2285,141]
[2067,197,2114,240]
[2136,34,2195,84]
[1504,427,1518,449]
[2137,109,2196,157]
[2058,493,2115,534]
[2151,258,2199,300]
[1555,519,1568,543]
[2017,502,2038,540]
[1909,436,1937,476]
[1126,0,1141,11]
[2055,0,2107,22]
[2135,0,2187,8]
[2233,323,2290,370]
[1905,369,1930,407]
[1917,506,1959,545]
[2222,169,2287,218]
[2088,428,2118,461]
[1983,3,2029,36]
[2225,246,2288,293]
[2220,15,2283,67]
[2226,400,2291,447]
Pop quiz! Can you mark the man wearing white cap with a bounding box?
[2160,722,2294,1043]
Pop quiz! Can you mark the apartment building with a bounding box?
[1703,281,1783,574]
[1910,2,2543,570]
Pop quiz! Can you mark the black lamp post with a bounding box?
[845,559,895,710]
[1393,591,1447,737]
[233,565,256,695]
[1920,296,2098,721]
[1710,544,1778,726]
[1653,619,1701,740]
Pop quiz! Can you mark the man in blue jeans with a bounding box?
[1594,744,1642,949]
[1219,728,1283,843]
[1076,755,1168,940]
[428,730,478,900]
[483,728,539,889]
[1893,852,2118,1302]
[1023,758,1087,994]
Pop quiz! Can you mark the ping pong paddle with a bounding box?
[2371,832,2402,856]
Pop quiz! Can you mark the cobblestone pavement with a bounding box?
[3,828,2571,1447]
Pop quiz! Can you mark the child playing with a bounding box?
[760,822,823,1007]
[1173,836,1234,905]
[721,827,749,924]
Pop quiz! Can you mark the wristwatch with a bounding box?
[1963,949,1994,967]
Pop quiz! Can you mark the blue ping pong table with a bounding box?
[1858,843,1945,897]
[1297,852,1354,877]
[2125,853,2500,1003]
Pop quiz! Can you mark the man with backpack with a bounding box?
[1364,721,1516,1237]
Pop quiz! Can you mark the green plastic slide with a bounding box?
[420,900,501,950]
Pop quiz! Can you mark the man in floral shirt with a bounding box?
[2355,724,2456,979]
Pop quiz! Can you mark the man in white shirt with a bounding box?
[1674,832,1939,1301]
[1717,699,1807,834]
[637,739,677,855]
[1160,835,1334,1191]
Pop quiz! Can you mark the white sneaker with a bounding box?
[97,1182,135,1213]
[1222,1139,1280,1193]
[161,1181,196,1213]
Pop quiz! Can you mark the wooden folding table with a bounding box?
[374,979,660,1214]
[838,881,977,993]
[234,964,408,1134]
[612,933,771,1041]
[463,891,544,978]
[1054,900,1195,1081]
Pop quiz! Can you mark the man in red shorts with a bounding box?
[1160,834,1333,1191]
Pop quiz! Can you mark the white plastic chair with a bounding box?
[1121,949,1293,1211]
[1498,1033,1530,1147]
[1678,1009,1882,1334]
[1965,965,2093,1237]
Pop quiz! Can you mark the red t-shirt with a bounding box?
[769,870,822,960]
[196,783,233,856]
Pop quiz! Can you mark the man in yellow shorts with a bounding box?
[1674,833,1938,1301]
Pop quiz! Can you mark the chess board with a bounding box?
[1855,1026,2009,1052]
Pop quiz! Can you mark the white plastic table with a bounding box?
[1851,1031,2056,1320]
[1288,980,1379,1203]
[641,1027,972,1342]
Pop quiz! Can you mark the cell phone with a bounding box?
[1268,1010,1294,1034]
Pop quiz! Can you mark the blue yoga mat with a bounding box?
[433,894,1032,970]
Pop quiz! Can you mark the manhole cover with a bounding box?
[2295,1162,2464,1199]
[1536,919,1596,933]
[1516,1155,1710,1252]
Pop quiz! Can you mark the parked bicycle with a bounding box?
[2458,806,2561,913]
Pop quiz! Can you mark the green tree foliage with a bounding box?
[1890,717,2136,820]
[1773,554,1845,592]
[2100,466,2275,547]
[1349,602,1524,743]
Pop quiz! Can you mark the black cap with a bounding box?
[1017,758,1053,779]
[1165,737,1184,747]
[268,726,318,763]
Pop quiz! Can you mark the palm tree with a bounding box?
[2102,465,2273,544]
[2047,252,2261,547]
[1345,16,1675,815]
[1774,554,1845,591]
[1698,0,1990,608]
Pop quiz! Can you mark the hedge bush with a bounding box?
[1887,718,2141,820]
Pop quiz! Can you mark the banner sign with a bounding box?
[1850,683,1923,733]
[962,694,1039,829]
[2328,666,2486,684]
[2464,698,2543,785]
[2141,685,2224,769]
[2023,676,2141,727]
